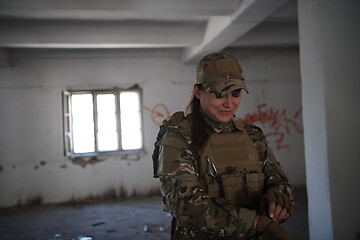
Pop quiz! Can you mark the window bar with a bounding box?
[93,93,99,153]
[68,94,75,154]
[62,91,71,156]
[119,91,123,151]
[139,89,144,150]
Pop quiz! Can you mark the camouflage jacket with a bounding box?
[158,112,295,239]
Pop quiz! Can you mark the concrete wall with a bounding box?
[298,0,360,239]
[0,47,305,207]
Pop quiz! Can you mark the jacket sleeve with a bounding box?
[246,123,295,215]
[262,145,296,213]
[158,128,256,238]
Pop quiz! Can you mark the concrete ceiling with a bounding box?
[0,0,298,65]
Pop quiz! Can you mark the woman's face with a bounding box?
[194,85,242,123]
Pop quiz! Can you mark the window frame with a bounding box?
[63,85,144,158]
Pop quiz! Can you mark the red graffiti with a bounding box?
[239,104,303,150]
[144,104,171,126]
[145,103,303,150]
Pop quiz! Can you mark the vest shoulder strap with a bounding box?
[164,111,186,127]
[152,111,190,178]
[242,121,267,161]
[243,122,265,141]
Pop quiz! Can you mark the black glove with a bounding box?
[258,188,295,217]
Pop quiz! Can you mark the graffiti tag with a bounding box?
[144,104,171,126]
[239,103,303,150]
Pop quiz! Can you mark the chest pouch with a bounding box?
[199,131,264,209]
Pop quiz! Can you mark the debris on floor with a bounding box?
[143,223,165,233]
[92,221,105,227]
[73,236,93,240]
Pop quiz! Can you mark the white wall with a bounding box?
[0,47,305,207]
[232,48,304,185]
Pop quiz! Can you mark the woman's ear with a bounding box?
[193,84,202,99]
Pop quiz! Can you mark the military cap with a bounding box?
[196,52,249,97]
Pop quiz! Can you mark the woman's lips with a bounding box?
[219,110,233,115]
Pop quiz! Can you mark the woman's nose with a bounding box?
[223,94,232,107]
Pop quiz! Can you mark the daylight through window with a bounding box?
[63,87,143,157]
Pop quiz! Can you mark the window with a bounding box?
[63,86,143,157]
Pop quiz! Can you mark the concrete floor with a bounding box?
[0,186,308,240]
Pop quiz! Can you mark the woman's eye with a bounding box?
[232,90,241,97]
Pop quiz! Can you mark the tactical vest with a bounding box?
[198,130,264,210]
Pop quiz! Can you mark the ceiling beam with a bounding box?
[231,21,298,47]
[0,20,204,49]
[0,0,241,21]
[182,0,289,64]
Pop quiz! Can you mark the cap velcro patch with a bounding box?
[215,59,240,73]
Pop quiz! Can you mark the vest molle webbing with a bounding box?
[199,130,264,209]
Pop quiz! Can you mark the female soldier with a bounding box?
[156,52,295,239]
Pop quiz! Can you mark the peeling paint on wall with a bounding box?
[120,153,144,161]
[68,152,145,168]
[70,156,105,168]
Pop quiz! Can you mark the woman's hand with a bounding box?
[268,201,290,221]
[258,188,295,222]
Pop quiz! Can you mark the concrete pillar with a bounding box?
[298,0,360,239]
[0,48,11,68]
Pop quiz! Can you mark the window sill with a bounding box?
[66,149,146,165]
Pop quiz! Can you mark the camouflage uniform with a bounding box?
[157,112,295,240]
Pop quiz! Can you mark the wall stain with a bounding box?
[171,80,184,85]
[64,187,128,205]
[97,188,118,201]
[27,196,43,205]
[11,186,160,207]
[61,186,160,206]
[119,185,127,198]
[0,166,3,172]
[17,196,44,206]
[131,189,140,198]
[40,160,46,166]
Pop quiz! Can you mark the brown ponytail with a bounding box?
[186,85,212,155]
